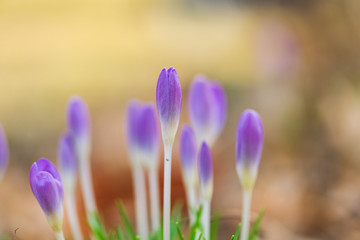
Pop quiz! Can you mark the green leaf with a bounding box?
[234,223,241,240]
[87,211,108,240]
[188,205,203,240]
[170,202,183,240]
[230,235,235,240]
[176,222,184,240]
[249,209,265,240]
[117,227,126,240]
[116,201,136,240]
[210,212,220,240]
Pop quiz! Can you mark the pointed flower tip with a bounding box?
[58,132,77,191]
[188,75,227,146]
[0,124,9,175]
[156,67,182,145]
[198,142,213,200]
[236,109,264,189]
[179,125,197,185]
[29,158,64,232]
[67,95,90,138]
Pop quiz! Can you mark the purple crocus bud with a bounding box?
[125,100,142,164]
[188,75,227,147]
[236,109,264,191]
[0,124,9,179]
[137,103,160,170]
[67,96,91,150]
[30,158,64,233]
[198,142,213,201]
[156,67,182,146]
[57,132,77,192]
[179,125,198,187]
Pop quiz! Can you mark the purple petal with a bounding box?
[125,100,142,152]
[0,124,9,173]
[179,125,197,171]
[236,110,264,170]
[209,81,227,135]
[57,132,77,188]
[67,96,90,138]
[198,142,213,187]
[188,75,227,146]
[137,103,160,161]
[29,159,64,217]
[156,67,182,143]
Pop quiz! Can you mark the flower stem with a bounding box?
[186,184,197,225]
[163,143,173,240]
[240,190,252,240]
[149,169,160,232]
[55,231,65,240]
[201,200,211,240]
[78,142,97,213]
[133,165,149,239]
[65,192,83,240]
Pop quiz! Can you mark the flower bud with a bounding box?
[179,125,197,187]
[29,158,64,233]
[67,96,91,161]
[0,124,9,179]
[188,75,227,147]
[236,109,264,191]
[57,132,77,192]
[198,142,213,201]
[125,100,142,161]
[137,103,160,170]
[156,67,182,146]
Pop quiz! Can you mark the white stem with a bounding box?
[55,231,65,240]
[65,192,83,240]
[163,144,173,240]
[186,185,197,225]
[133,166,149,239]
[79,143,97,213]
[240,190,252,240]
[149,169,160,232]
[201,200,211,240]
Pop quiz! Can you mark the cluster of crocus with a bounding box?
[30,96,98,240]
[125,100,161,238]
[26,67,265,240]
[0,124,9,181]
[178,75,227,238]
[30,159,65,240]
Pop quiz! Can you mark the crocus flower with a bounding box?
[57,132,77,192]
[30,158,64,233]
[156,67,182,240]
[198,142,213,201]
[179,125,198,187]
[137,103,160,170]
[67,96,90,140]
[156,67,182,147]
[66,96,96,213]
[125,100,142,163]
[0,124,9,179]
[236,109,264,191]
[188,75,227,147]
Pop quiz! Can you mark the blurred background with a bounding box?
[1,0,360,239]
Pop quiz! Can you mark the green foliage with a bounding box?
[248,209,265,240]
[88,201,264,240]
